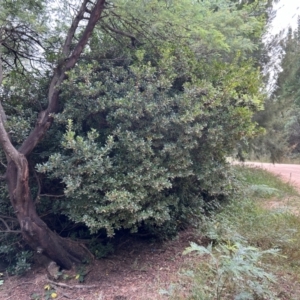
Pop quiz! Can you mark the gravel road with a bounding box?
[242,162,300,192]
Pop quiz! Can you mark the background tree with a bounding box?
[273,23,300,157]
[251,20,300,162]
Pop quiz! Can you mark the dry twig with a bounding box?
[47,279,98,289]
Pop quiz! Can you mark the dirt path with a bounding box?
[0,229,203,300]
[242,162,300,192]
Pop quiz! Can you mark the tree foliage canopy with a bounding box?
[0,0,267,267]
[274,24,300,156]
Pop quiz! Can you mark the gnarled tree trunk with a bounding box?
[0,0,106,269]
[5,158,92,269]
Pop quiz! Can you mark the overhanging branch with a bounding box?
[40,194,65,198]
[103,22,141,44]
[18,0,106,157]
[62,0,89,57]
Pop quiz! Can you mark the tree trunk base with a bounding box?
[22,217,94,270]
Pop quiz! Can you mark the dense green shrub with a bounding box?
[37,48,264,236]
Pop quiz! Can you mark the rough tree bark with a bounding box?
[0,0,106,270]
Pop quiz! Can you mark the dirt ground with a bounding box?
[1,163,300,300]
[0,229,205,300]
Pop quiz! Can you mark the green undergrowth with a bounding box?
[168,166,300,299]
[235,165,299,196]
[246,155,300,165]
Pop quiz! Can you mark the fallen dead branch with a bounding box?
[47,279,98,289]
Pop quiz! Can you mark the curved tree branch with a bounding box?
[18,0,106,156]
[62,0,90,57]
[0,101,22,167]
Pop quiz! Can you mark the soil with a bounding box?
[1,163,300,300]
[0,229,206,300]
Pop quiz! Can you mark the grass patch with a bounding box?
[234,165,299,196]
[208,196,300,265]
[246,154,300,165]
[171,166,300,299]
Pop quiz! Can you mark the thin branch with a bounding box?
[0,159,7,167]
[103,22,140,42]
[64,0,106,71]
[101,26,127,48]
[62,0,89,57]
[0,215,18,221]
[2,43,29,73]
[1,56,14,69]
[47,279,97,289]
[0,217,10,230]
[2,42,44,62]
[109,12,157,51]
[19,0,107,157]
[40,194,65,198]
[0,217,21,233]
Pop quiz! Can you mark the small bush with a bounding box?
[0,232,34,275]
[89,240,114,259]
[183,242,278,300]
[7,250,33,275]
[248,184,281,198]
